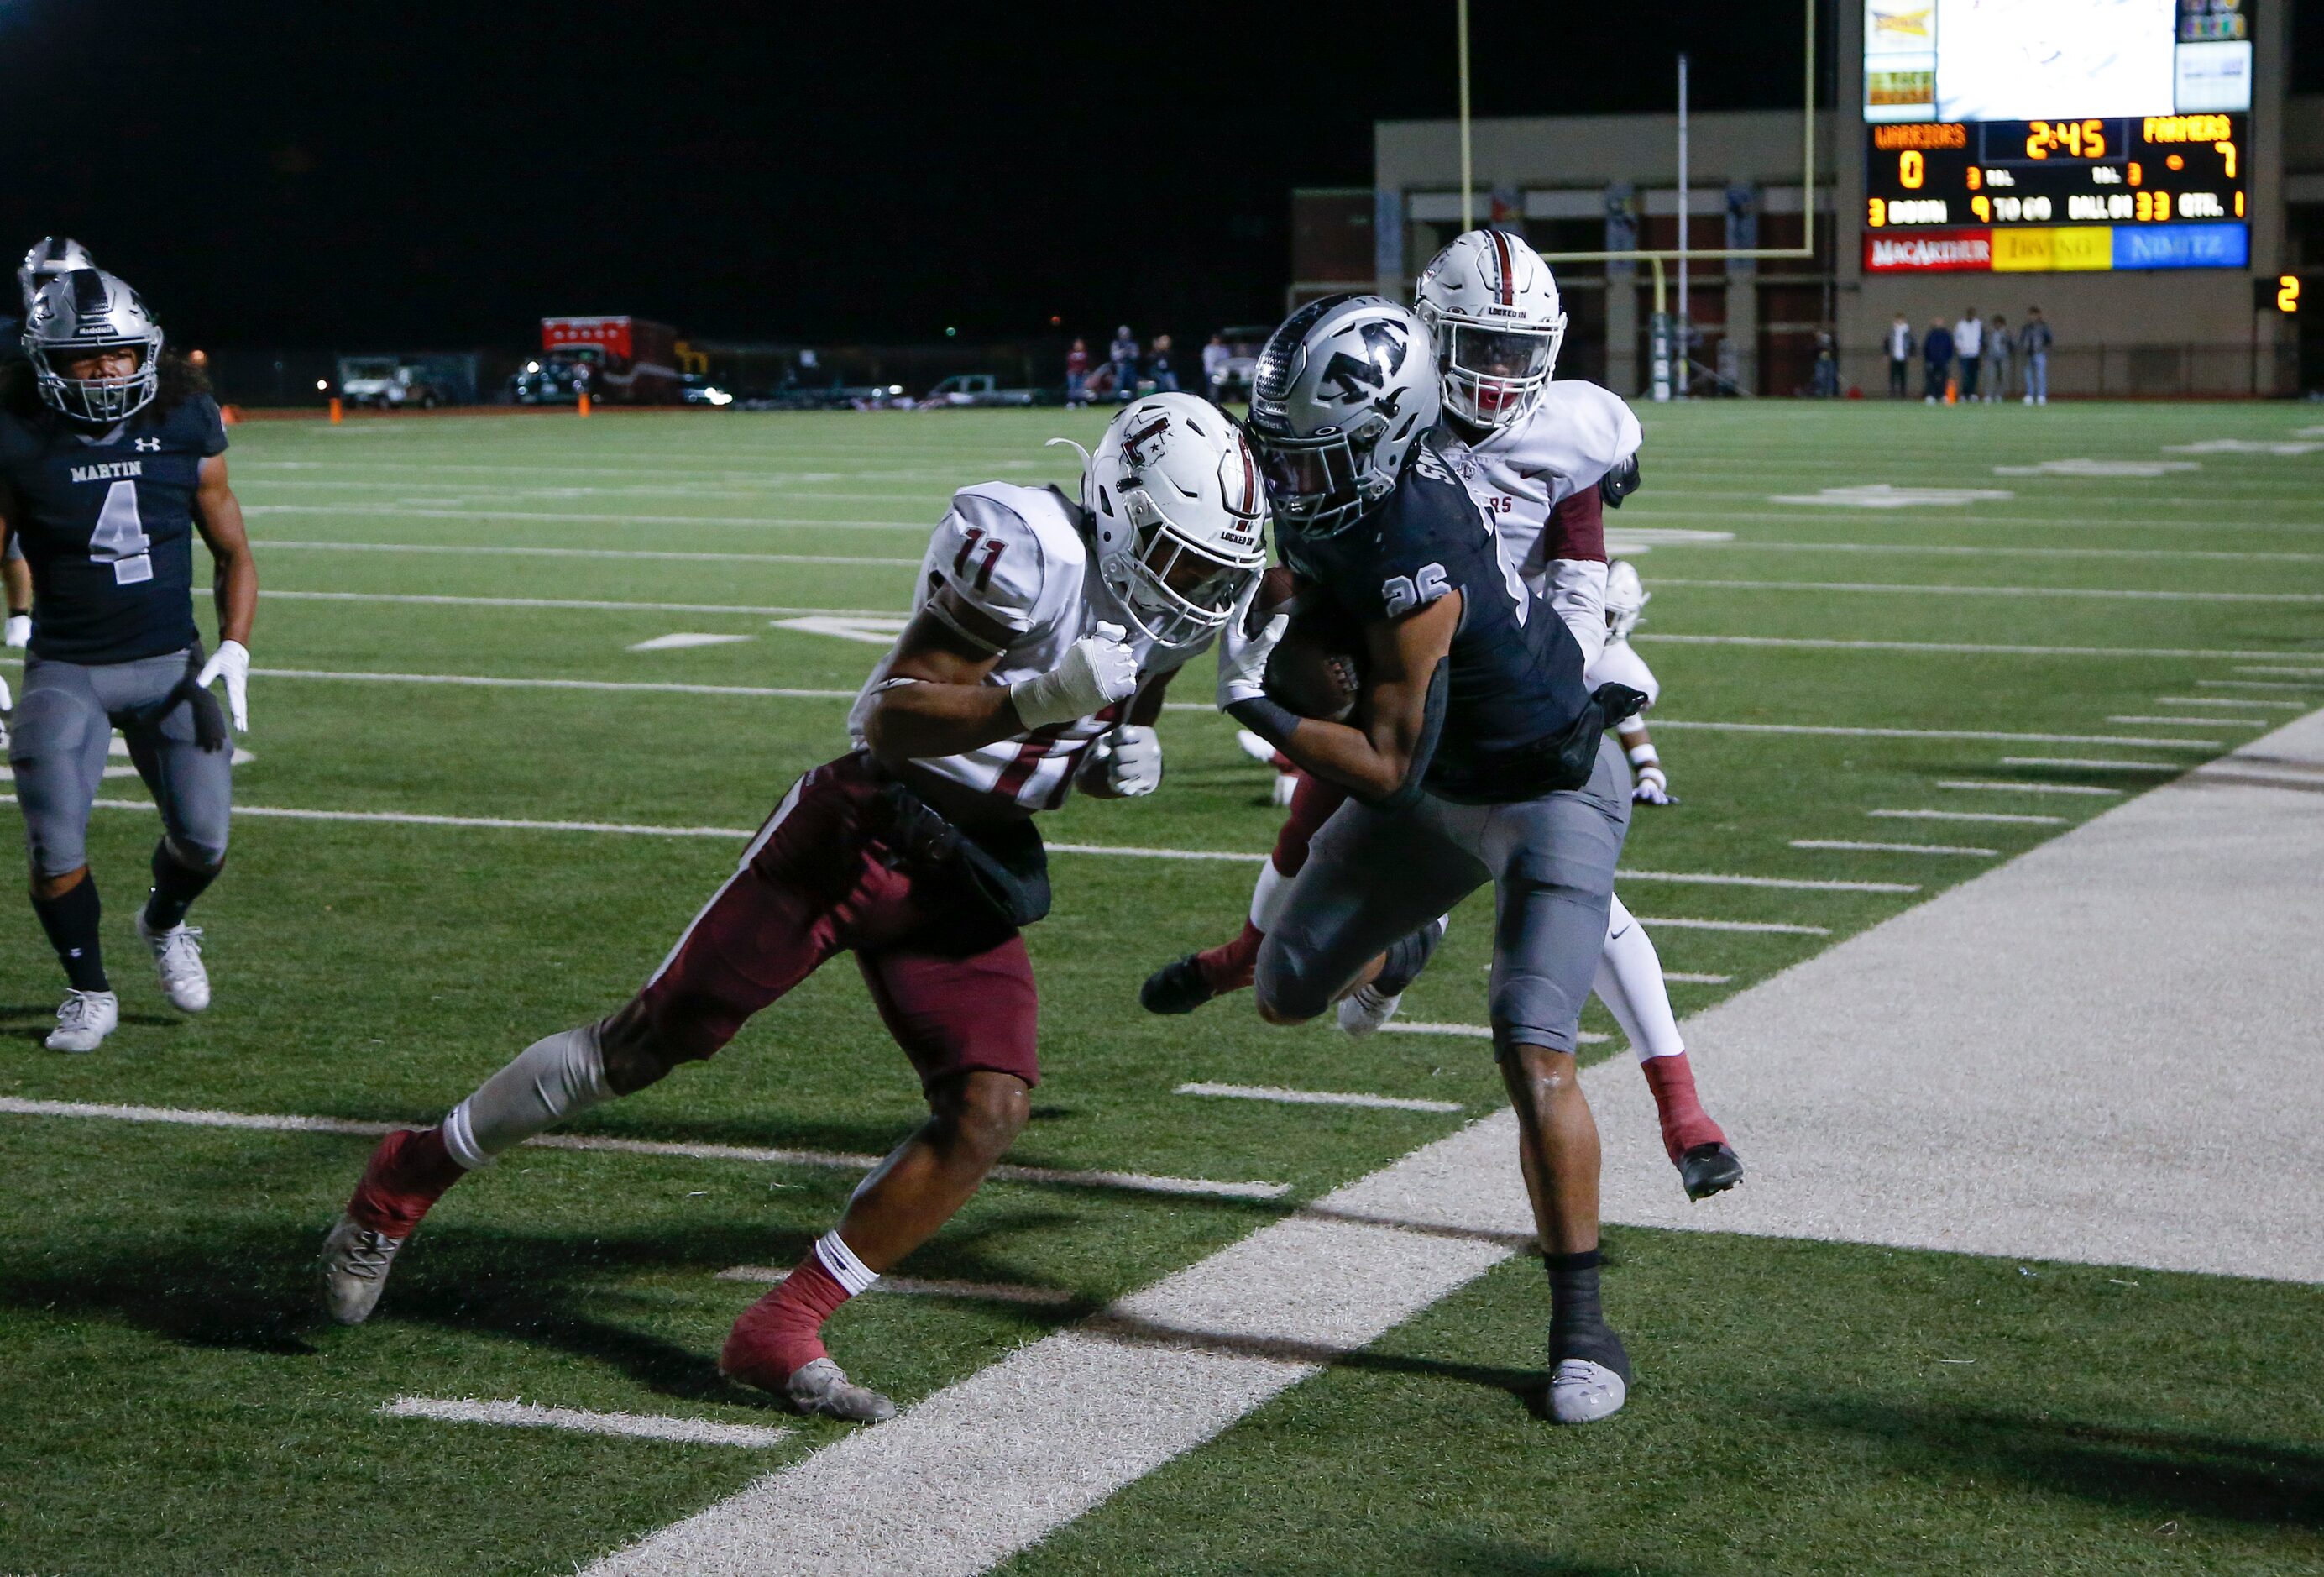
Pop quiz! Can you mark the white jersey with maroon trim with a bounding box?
[1587,635,1659,709]
[848,482,1201,812]
[1437,379,1641,669]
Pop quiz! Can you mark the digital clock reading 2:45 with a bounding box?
[1866,114,2244,229]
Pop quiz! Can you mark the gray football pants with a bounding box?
[9,646,233,878]
[1256,735,1630,1056]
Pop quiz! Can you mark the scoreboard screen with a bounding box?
[1861,0,2253,274]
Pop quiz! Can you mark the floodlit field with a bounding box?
[3,401,2320,1575]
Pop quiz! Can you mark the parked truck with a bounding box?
[510,317,682,405]
[336,356,449,409]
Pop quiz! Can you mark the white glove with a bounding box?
[1631,764,1673,805]
[196,638,251,733]
[3,614,28,648]
[1009,622,1138,730]
[1216,579,1287,710]
[1091,724,1163,797]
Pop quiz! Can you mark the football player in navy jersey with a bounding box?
[0,240,99,638]
[1217,293,1645,1423]
[0,269,257,1053]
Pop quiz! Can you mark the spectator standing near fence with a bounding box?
[2020,308,2052,405]
[1201,333,1230,402]
[1923,318,1954,403]
[1065,338,1090,406]
[1108,325,1138,403]
[1953,307,1984,401]
[1985,315,2012,403]
[1149,333,1179,393]
[1885,312,1914,398]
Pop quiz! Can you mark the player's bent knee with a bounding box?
[595,999,702,1094]
[1252,936,1327,1025]
[934,1071,1030,1160]
[165,832,228,872]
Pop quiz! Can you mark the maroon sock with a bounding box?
[721,1250,856,1387]
[1641,1054,1726,1166]
[347,1127,468,1238]
[1195,921,1265,995]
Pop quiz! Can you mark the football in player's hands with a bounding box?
[1264,600,1363,725]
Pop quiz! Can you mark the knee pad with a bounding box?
[163,830,229,872]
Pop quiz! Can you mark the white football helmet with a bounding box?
[1248,293,1438,538]
[1605,558,1648,642]
[1414,228,1567,430]
[24,269,164,424]
[17,236,95,312]
[1065,392,1269,649]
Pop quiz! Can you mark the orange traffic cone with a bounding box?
[578,392,592,417]
[328,396,343,423]
[1943,378,1957,405]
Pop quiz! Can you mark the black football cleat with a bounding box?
[1140,955,1217,1016]
[1679,1142,1744,1202]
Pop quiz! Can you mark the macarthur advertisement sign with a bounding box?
[1864,229,1992,271]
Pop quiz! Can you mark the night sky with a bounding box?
[2,2,2314,351]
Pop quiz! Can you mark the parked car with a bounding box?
[922,373,1039,408]
[1209,326,1274,402]
[336,356,446,409]
[679,374,734,407]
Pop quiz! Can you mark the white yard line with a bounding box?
[0,1098,1289,1202]
[631,634,756,652]
[1378,1023,1607,1045]
[254,667,856,699]
[1654,720,2218,749]
[251,539,920,568]
[714,1267,1079,1307]
[1176,1082,1465,1114]
[1631,915,1831,935]
[1620,868,1918,893]
[1662,972,1731,984]
[245,504,931,532]
[1683,538,2324,564]
[251,589,899,618]
[2156,696,2309,709]
[2230,667,2324,679]
[2201,678,2324,691]
[379,1397,792,1449]
[1938,779,2122,796]
[1869,808,2065,825]
[1792,839,1997,857]
[1646,577,2324,605]
[1997,757,2183,773]
[1046,842,1262,863]
[1640,634,2324,662]
[2107,715,2263,727]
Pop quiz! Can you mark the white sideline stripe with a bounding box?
[1647,577,2324,605]
[2202,678,2324,690]
[714,1267,1078,1307]
[584,1115,1526,1577]
[1376,1022,1609,1045]
[1793,838,1998,857]
[1870,808,2065,825]
[380,1396,792,1449]
[2108,715,2262,727]
[1999,757,2183,773]
[252,538,920,568]
[1641,633,2324,662]
[0,1098,1289,1201]
[1653,720,2218,749]
[1939,778,2122,796]
[1663,972,1731,983]
[2156,696,2310,710]
[2230,668,2324,679]
[1632,915,1831,935]
[251,667,856,699]
[1177,1082,1464,1113]
[253,589,901,617]
[1620,867,1918,893]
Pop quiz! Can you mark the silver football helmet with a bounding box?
[24,269,164,423]
[1247,294,1438,537]
[17,236,95,312]
[1414,228,1567,430]
[1605,558,1649,642]
[1063,392,1269,649]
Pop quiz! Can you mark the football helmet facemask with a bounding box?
[1604,558,1649,642]
[16,236,95,313]
[23,269,163,425]
[1414,228,1567,430]
[1247,294,1438,538]
[1060,392,1269,650]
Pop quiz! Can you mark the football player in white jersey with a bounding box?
[321,394,1267,1420]
[1146,230,1739,1202]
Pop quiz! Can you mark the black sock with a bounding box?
[32,876,109,993]
[144,842,222,931]
[1546,1249,1629,1376]
[1374,918,1443,997]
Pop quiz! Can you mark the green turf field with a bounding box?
[1,401,2319,1574]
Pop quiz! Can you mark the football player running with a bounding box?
[1147,231,1738,1204]
[2,241,99,643]
[1216,293,1644,1422]
[319,394,1268,1422]
[0,269,256,1053]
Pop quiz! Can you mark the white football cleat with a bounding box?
[1547,1358,1628,1424]
[137,913,211,1013]
[45,988,118,1053]
[778,1356,897,1423]
[1337,982,1403,1038]
[319,1213,407,1325]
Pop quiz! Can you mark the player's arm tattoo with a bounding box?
[191,454,258,647]
[860,591,1021,763]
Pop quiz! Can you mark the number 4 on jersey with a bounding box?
[92,479,154,585]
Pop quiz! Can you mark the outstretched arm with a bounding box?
[862,589,1138,764]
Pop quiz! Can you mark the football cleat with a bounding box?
[137,913,212,1014]
[1140,954,1218,1016]
[1679,1141,1744,1202]
[45,988,118,1053]
[318,1213,407,1325]
[767,1356,897,1423]
[1547,1358,1628,1424]
[1336,982,1404,1038]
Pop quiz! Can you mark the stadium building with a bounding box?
[1311,0,2316,397]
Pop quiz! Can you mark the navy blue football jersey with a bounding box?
[1280,437,1593,803]
[0,392,224,663]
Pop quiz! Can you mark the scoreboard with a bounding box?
[1861,0,2254,274]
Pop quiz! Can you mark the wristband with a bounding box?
[1627,742,1660,768]
[1226,695,1302,751]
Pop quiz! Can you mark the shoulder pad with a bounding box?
[930,490,1055,634]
